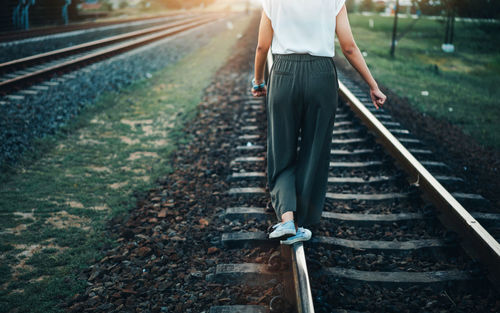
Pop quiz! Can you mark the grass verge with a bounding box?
[340,13,500,149]
[0,15,251,313]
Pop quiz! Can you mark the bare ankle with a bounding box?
[281,211,294,223]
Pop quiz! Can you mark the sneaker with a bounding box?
[280,227,312,245]
[269,220,296,239]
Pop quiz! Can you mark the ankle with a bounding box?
[281,211,294,223]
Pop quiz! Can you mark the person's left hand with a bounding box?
[251,85,267,97]
[370,87,387,109]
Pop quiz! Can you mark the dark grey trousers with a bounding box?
[266,53,339,227]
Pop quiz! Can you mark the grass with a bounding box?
[0,15,251,313]
[339,13,500,148]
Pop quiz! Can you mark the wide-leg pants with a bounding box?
[266,53,339,227]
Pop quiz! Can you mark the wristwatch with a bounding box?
[252,78,266,90]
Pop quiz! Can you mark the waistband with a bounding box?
[273,53,333,62]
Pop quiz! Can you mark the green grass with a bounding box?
[339,13,500,148]
[0,16,251,313]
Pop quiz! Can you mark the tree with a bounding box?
[414,0,441,15]
[359,0,374,12]
[454,0,500,19]
[346,0,356,12]
[414,0,500,18]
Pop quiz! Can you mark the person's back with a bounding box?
[261,0,345,57]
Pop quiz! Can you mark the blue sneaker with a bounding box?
[269,220,296,239]
[280,227,312,245]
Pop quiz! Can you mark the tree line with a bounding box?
[348,0,500,19]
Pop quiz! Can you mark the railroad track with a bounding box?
[207,52,500,312]
[0,11,197,43]
[0,12,224,94]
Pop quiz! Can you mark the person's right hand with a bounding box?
[251,86,267,97]
[370,87,387,109]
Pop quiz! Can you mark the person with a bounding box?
[251,0,387,245]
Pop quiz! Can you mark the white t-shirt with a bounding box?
[261,0,346,57]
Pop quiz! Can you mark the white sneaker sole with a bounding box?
[269,228,296,239]
[280,230,312,245]
[280,237,310,245]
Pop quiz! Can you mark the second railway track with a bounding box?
[0,13,225,93]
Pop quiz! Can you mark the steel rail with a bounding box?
[337,79,500,288]
[0,15,223,91]
[0,14,214,73]
[266,51,315,313]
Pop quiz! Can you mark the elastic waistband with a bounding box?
[273,53,332,62]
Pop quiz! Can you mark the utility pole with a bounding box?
[13,0,22,29]
[62,0,71,25]
[21,0,35,30]
[390,0,399,57]
[442,7,455,53]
